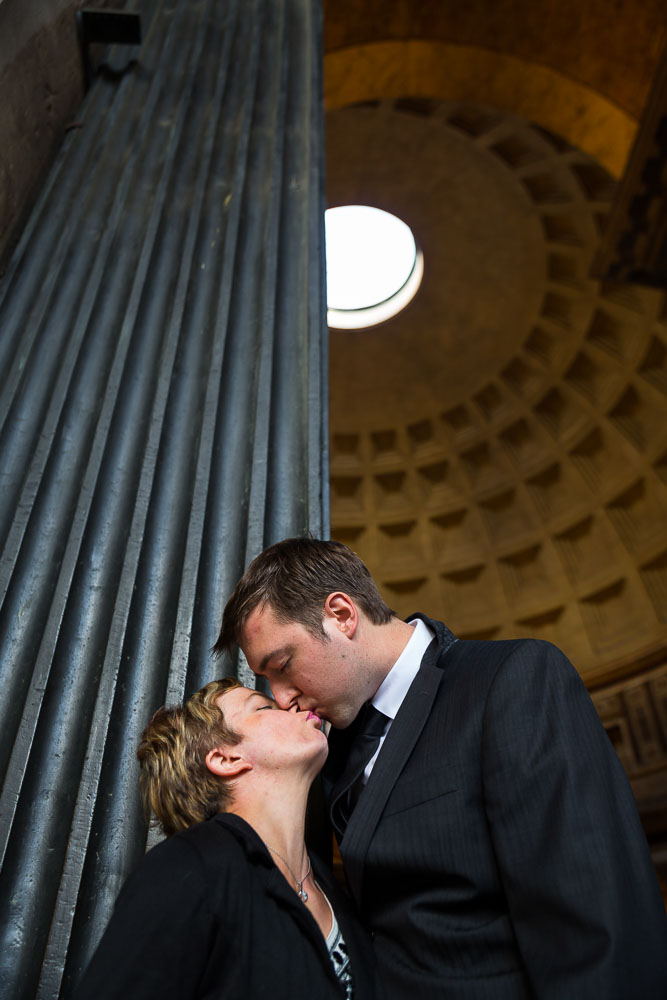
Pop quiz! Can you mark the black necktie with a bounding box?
[332,704,389,836]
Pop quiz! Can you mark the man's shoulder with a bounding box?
[422,621,568,669]
[449,635,575,673]
[415,627,578,703]
[410,612,545,662]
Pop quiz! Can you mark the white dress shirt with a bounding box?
[362,617,435,783]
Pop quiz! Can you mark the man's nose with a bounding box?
[271,683,299,711]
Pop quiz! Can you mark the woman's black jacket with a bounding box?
[73,812,383,1000]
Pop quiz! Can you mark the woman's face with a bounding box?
[217,686,328,775]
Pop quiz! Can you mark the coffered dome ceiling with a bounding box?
[326,97,667,687]
[323,0,667,885]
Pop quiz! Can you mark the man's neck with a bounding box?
[365,616,417,696]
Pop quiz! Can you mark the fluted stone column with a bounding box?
[0,1,328,995]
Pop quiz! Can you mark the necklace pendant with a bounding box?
[266,845,311,904]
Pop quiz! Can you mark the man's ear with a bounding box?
[205,746,252,779]
[323,592,359,638]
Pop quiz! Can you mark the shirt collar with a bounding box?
[371,617,435,721]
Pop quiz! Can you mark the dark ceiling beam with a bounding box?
[592,41,667,288]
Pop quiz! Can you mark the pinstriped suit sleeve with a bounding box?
[481,640,667,999]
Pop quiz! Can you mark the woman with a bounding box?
[73,678,382,999]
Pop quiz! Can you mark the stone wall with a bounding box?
[0,0,124,272]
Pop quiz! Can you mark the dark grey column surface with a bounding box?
[0,1,328,996]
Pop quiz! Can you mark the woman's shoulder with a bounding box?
[133,814,256,893]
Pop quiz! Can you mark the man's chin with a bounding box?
[327,708,359,730]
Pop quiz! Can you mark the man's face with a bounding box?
[239,602,368,728]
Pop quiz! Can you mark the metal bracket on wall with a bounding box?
[76,8,142,89]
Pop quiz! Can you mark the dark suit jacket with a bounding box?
[73,813,383,1000]
[323,615,667,1000]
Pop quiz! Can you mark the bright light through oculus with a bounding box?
[325,206,423,329]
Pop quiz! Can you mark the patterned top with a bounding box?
[322,888,354,999]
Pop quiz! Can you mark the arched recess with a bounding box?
[325,41,637,178]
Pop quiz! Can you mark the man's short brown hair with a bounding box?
[213,537,394,656]
[136,677,241,836]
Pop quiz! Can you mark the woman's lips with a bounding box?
[306,710,322,728]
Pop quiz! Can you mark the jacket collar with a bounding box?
[209,813,342,982]
[405,612,458,655]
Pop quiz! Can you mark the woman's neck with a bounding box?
[229,776,310,873]
[230,775,333,938]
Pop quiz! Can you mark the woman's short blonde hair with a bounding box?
[136,677,242,836]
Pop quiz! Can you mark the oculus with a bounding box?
[325,205,423,329]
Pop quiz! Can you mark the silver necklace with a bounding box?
[267,845,311,902]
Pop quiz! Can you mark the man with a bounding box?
[215,537,667,999]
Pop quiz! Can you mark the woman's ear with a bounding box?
[323,592,359,637]
[205,746,252,779]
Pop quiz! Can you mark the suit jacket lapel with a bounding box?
[340,636,446,905]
